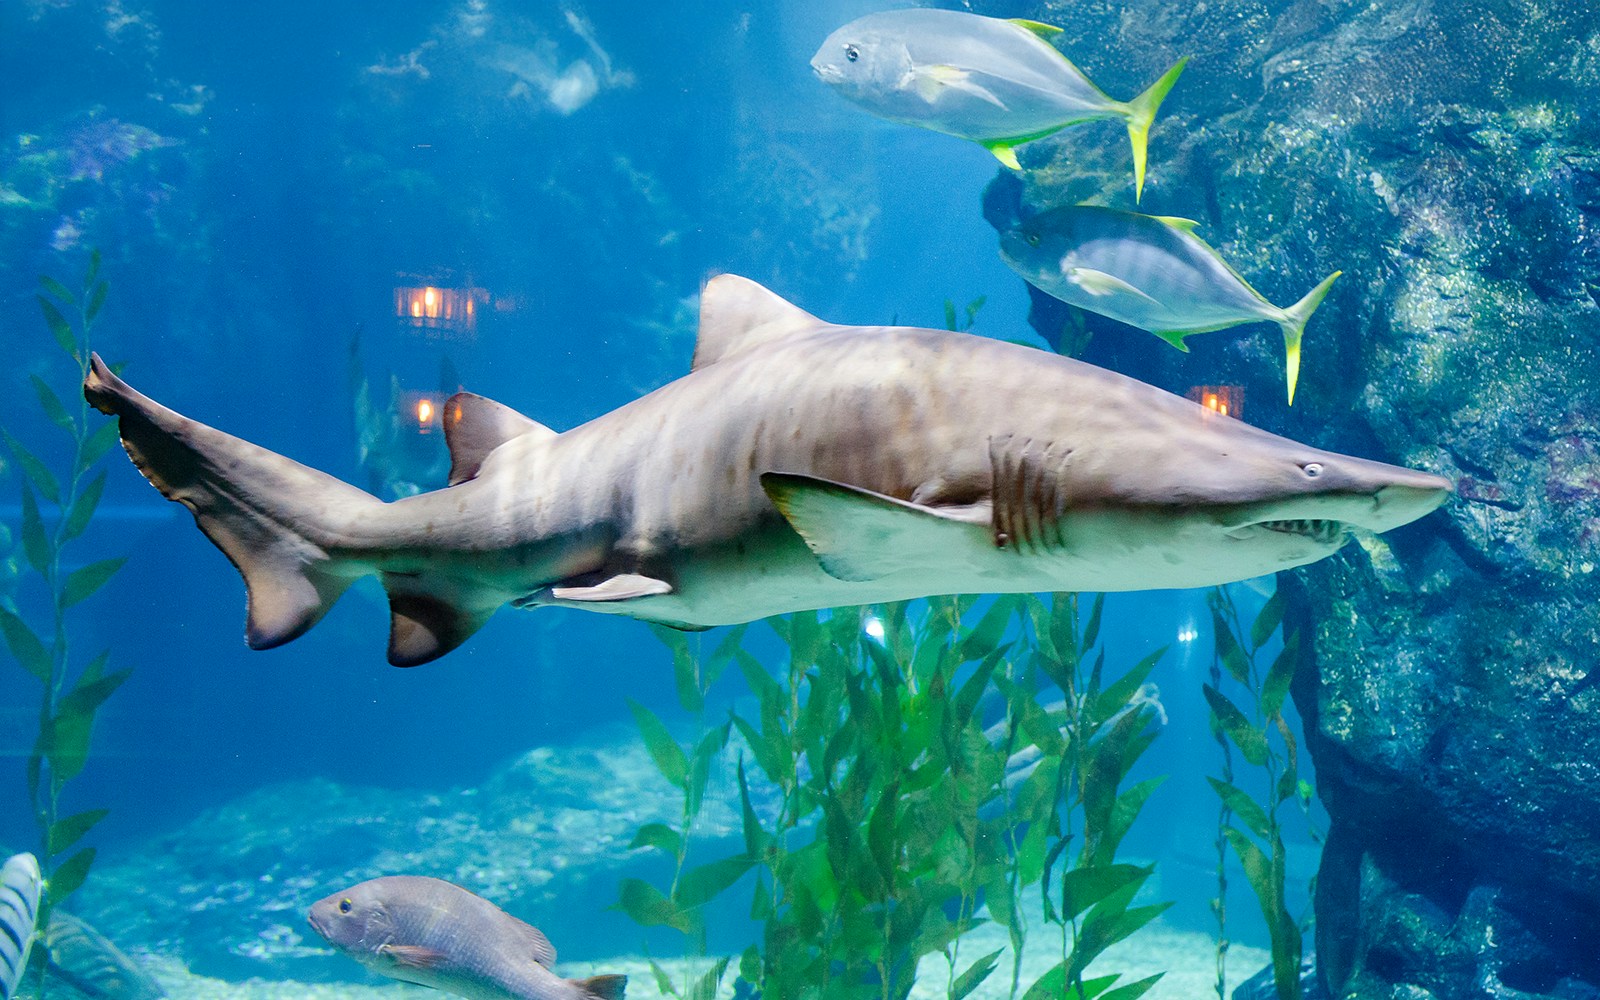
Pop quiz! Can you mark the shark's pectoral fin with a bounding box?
[444,392,556,486]
[550,572,674,602]
[760,472,990,582]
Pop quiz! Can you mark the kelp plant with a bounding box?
[621,594,1172,1000]
[0,253,131,994]
[1204,585,1315,1000]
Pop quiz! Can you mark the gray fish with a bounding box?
[1,854,40,1000]
[811,9,1187,199]
[308,876,624,1000]
[1000,204,1341,403]
[83,275,1449,666]
[40,911,165,1000]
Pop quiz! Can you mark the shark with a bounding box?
[83,274,1452,667]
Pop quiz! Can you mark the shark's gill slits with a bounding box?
[988,435,1070,553]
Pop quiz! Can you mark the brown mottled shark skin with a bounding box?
[83,275,1452,666]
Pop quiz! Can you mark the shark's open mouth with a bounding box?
[1258,518,1345,544]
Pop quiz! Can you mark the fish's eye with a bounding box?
[338,898,353,914]
[1302,462,1324,478]
[1025,232,1041,247]
[844,43,859,62]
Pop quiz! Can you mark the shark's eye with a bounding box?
[1302,463,1324,478]
[844,44,860,62]
[339,899,353,914]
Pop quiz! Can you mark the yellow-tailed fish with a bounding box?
[1000,204,1341,403]
[810,9,1186,201]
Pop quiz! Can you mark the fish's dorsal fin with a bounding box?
[1153,215,1201,234]
[1009,18,1064,39]
[693,275,825,371]
[443,392,556,487]
[525,924,557,968]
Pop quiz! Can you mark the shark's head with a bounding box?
[1037,401,1453,586]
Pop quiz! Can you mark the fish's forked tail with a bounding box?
[1121,56,1188,203]
[83,353,377,652]
[1276,270,1342,405]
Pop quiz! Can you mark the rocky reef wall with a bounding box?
[975,1,1600,996]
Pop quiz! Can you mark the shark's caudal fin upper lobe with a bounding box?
[83,354,488,666]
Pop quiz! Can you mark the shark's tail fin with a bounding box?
[1121,56,1188,204]
[84,354,375,652]
[1275,271,1342,405]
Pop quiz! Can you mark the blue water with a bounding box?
[0,0,1328,993]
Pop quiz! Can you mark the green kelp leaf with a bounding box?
[703,623,746,691]
[1207,777,1271,840]
[81,649,109,685]
[616,878,688,931]
[951,948,1003,1000]
[46,847,95,903]
[85,249,102,289]
[47,668,131,783]
[686,720,730,818]
[736,758,768,858]
[1250,587,1286,650]
[628,822,681,857]
[62,557,126,607]
[661,629,701,714]
[31,376,75,432]
[958,595,1016,662]
[6,433,61,505]
[646,957,677,998]
[732,715,787,788]
[628,699,687,789]
[0,606,52,682]
[85,280,108,325]
[785,609,824,669]
[48,809,109,856]
[1099,972,1165,1000]
[1083,591,1105,650]
[39,274,75,307]
[748,872,773,921]
[1073,897,1173,981]
[80,421,122,471]
[1223,827,1289,934]
[1021,961,1067,1000]
[944,299,959,332]
[1261,637,1298,720]
[20,485,51,573]
[675,855,753,909]
[1058,863,1152,924]
[737,651,784,721]
[62,471,106,542]
[1202,683,1268,766]
[738,945,761,988]
[1091,646,1165,727]
[686,957,729,1000]
[1049,594,1079,670]
[1210,604,1251,684]
[1106,776,1167,857]
[952,647,1004,734]
[867,778,901,888]
[37,295,78,361]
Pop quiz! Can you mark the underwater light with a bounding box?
[1187,384,1243,420]
[394,277,489,338]
[863,615,886,642]
[400,392,441,434]
[1177,622,1199,643]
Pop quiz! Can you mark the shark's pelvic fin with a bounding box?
[760,472,989,582]
[551,572,673,602]
[383,585,497,668]
[83,354,369,650]
[692,274,827,371]
[444,392,556,486]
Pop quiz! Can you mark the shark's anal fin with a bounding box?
[444,392,556,486]
[383,583,495,668]
[988,436,1071,554]
[550,572,673,602]
[760,472,990,582]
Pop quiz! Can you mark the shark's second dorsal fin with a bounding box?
[692,274,826,371]
[443,392,556,487]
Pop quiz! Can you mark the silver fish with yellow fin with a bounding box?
[811,9,1187,200]
[308,876,624,1000]
[1000,204,1341,403]
[1,853,41,1000]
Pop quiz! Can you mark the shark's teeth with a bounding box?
[1259,518,1345,543]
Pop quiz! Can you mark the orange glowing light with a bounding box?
[394,281,489,337]
[416,398,435,426]
[1187,385,1244,420]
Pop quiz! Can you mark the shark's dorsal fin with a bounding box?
[760,472,990,581]
[443,392,555,487]
[692,275,825,371]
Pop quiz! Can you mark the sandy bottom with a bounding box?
[58,918,1264,1000]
